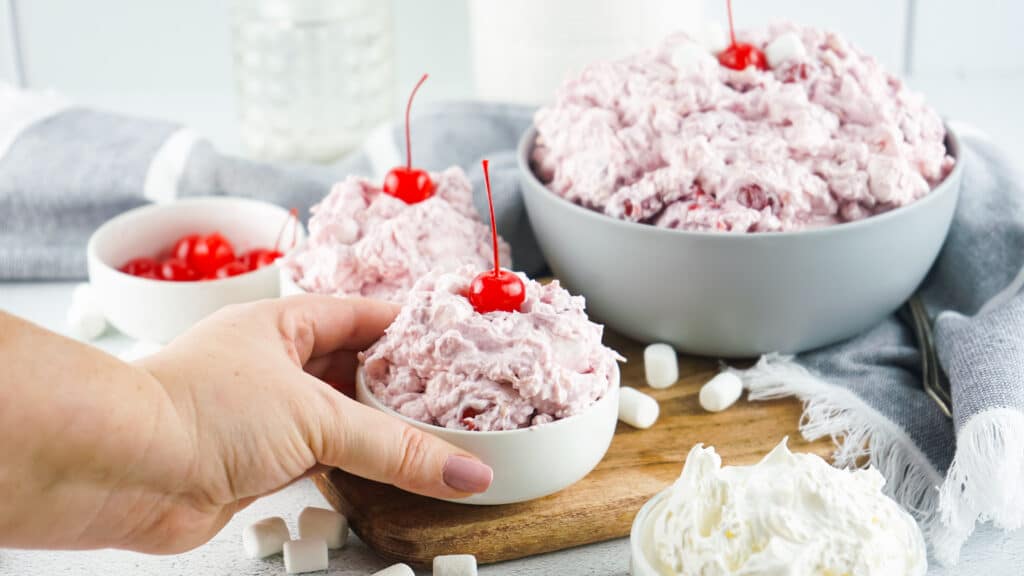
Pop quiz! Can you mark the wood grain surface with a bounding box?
[314,331,833,567]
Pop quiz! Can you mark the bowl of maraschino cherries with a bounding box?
[87,197,304,343]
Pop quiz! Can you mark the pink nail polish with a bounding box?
[443,455,493,493]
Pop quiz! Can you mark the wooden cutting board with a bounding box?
[313,331,832,567]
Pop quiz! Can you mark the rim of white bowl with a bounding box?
[87,196,306,286]
[356,366,621,437]
[629,486,672,576]
[517,123,964,241]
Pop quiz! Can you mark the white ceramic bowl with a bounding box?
[629,487,672,575]
[87,197,306,343]
[280,266,307,297]
[356,367,620,505]
[519,126,965,357]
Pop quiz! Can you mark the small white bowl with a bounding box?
[356,367,620,505]
[280,266,307,297]
[87,197,306,343]
[629,487,673,575]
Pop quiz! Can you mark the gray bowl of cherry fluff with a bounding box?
[518,22,963,358]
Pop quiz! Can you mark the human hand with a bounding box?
[124,295,492,553]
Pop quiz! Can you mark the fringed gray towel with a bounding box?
[734,124,1024,564]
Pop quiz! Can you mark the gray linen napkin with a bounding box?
[2,93,1022,563]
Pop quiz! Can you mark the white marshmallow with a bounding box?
[765,32,807,69]
[283,538,329,574]
[671,41,715,75]
[644,343,679,389]
[71,282,100,309]
[618,387,660,429]
[297,506,348,550]
[699,372,744,412]
[700,22,731,54]
[66,303,107,341]
[242,516,290,559]
[372,564,415,576]
[432,554,478,576]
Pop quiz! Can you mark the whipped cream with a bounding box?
[646,439,926,575]
[285,167,509,302]
[532,23,955,232]
[360,266,623,431]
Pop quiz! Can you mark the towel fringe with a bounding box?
[731,354,949,560]
[934,408,1024,563]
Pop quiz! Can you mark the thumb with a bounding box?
[310,383,493,500]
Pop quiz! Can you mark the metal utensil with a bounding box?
[900,294,952,418]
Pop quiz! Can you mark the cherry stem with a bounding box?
[289,208,299,250]
[726,0,737,46]
[404,73,429,170]
[274,208,300,253]
[481,159,500,276]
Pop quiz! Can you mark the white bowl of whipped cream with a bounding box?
[357,367,620,505]
[353,267,624,505]
[629,439,927,575]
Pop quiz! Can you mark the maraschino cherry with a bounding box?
[383,73,435,204]
[118,208,300,282]
[468,159,525,314]
[718,0,768,71]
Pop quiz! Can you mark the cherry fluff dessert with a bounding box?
[359,266,622,431]
[284,75,511,301]
[284,167,508,302]
[359,161,623,432]
[531,21,956,232]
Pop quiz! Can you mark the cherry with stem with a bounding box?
[383,74,435,204]
[718,0,768,71]
[468,159,525,314]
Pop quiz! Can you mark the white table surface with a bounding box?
[1,281,1022,575]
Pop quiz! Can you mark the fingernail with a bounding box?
[442,455,493,493]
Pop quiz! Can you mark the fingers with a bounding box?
[276,295,401,364]
[312,386,492,500]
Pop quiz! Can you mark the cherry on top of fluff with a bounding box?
[383,73,435,204]
[717,0,768,71]
[467,159,525,314]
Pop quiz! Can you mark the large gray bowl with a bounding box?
[519,126,964,357]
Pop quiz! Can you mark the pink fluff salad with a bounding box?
[359,266,623,432]
[285,167,511,302]
[532,23,956,232]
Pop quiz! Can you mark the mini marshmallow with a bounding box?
[66,303,107,341]
[671,41,715,75]
[700,22,731,54]
[242,516,290,559]
[297,506,348,550]
[283,538,328,574]
[644,343,679,389]
[618,387,660,429]
[699,372,744,412]
[66,283,106,341]
[432,554,478,576]
[765,32,807,69]
[71,282,100,309]
[372,564,415,576]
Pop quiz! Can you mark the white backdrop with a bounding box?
[1,0,1021,165]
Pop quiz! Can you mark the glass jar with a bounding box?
[231,0,395,163]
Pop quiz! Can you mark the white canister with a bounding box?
[469,0,703,104]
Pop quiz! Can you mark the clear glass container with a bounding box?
[231,0,395,163]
